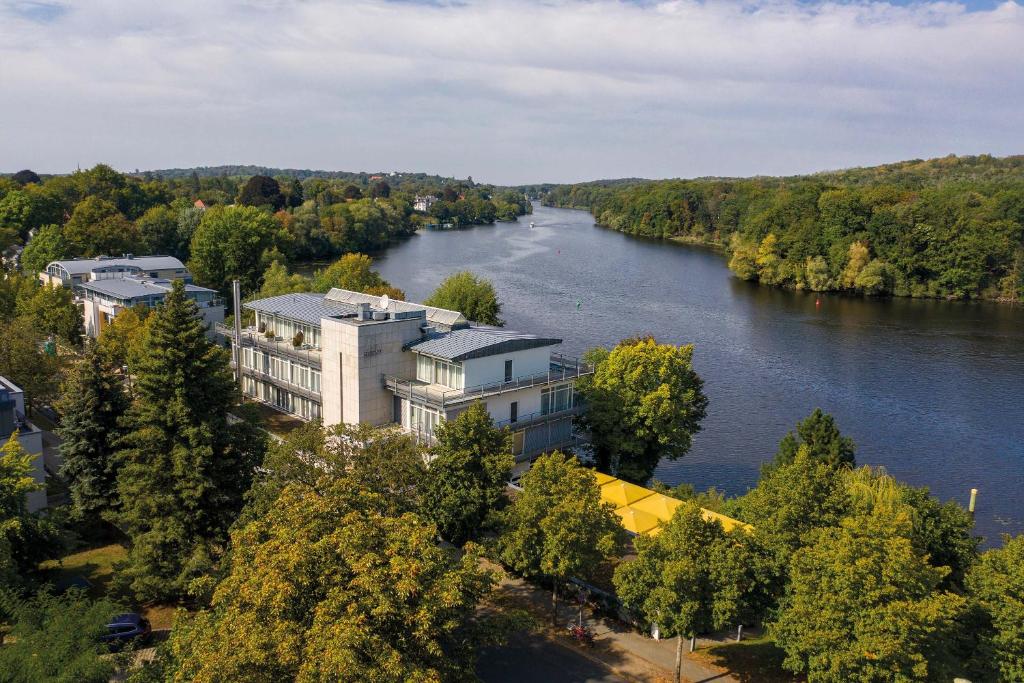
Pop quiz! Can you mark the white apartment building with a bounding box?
[0,377,46,513]
[40,255,223,339]
[221,289,592,462]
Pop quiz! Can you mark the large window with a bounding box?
[407,401,441,438]
[415,354,463,390]
[541,384,573,415]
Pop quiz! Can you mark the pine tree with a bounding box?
[56,346,130,520]
[112,280,266,602]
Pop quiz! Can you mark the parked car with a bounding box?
[101,613,151,649]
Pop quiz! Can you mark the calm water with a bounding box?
[372,204,1024,544]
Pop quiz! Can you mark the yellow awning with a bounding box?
[613,507,663,535]
[701,508,753,533]
[628,493,682,523]
[600,480,654,509]
[591,470,617,487]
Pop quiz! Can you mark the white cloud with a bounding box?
[0,0,1021,183]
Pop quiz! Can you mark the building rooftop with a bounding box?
[246,292,360,326]
[406,326,561,362]
[79,277,216,300]
[324,289,467,329]
[47,255,186,275]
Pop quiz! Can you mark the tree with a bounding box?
[577,337,708,483]
[112,280,266,601]
[286,178,304,208]
[164,481,495,680]
[771,512,967,682]
[56,347,130,520]
[369,180,391,198]
[236,174,284,210]
[254,260,312,299]
[966,534,1024,681]
[772,408,855,471]
[341,184,362,200]
[421,403,513,545]
[0,590,123,682]
[310,252,404,299]
[0,317,62,414]
[840,241,871,289]
[188,205,281,295]
[136,205,180,255]
[0,432,60,587]
[614,504,764,680]
[499,452,624,624]
[96,305,152,375]
[755,233,785,285]
[63,196,139,257]
[423,271,503,326]
[19,223,67,276]
[15,280,83,345]
[11,169,41,186]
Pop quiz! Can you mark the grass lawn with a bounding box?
[690,636,802,683]
[39,543,181,631]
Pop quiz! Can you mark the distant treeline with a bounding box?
[544,155,1024,302]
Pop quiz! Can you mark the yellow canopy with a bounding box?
[600,480,654,509]
[702,508,753,534]
[591,470,617,487]
[628,493,682,522]
[613,507,663,535]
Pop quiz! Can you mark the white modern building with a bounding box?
[0,377,46,513]
[413,195,437,213]
[220,289,592,462]
[39,255,223,339]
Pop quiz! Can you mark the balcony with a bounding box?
[384,353,592,411]
[217,323,322,369]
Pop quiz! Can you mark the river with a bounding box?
[371,204,1024,544]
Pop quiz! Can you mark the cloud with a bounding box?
[0,0,1021,184]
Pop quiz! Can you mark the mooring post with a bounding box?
[969,488,978,515]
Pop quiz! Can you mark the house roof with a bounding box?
[80,277,216,301]
[245,293,359,326]
[324,289,466,328]
[405,327,561,362]
[48,255,186,276]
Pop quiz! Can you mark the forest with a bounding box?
[542,155,1024,302]
[0,164,530,287]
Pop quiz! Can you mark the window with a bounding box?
[510,401,518,423]
[541,384,573,415]
[416,355,463,390]
[407,401,441,438]
[504,359,513,383]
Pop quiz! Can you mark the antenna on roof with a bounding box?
[379,293,390,309]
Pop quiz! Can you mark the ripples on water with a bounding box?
[371,205,1024,544]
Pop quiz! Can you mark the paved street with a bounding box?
[478,631,628,683]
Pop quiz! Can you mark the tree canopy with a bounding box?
[188,205,281,295]
[423,271,502,325]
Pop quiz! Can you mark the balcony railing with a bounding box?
[384,353,592,410]
[404,409,584,462]
[217,323,322,369]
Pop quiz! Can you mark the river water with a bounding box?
[372,204,1024,544]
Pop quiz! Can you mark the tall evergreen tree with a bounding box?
[56,346,130,520]
[112,281,266,602]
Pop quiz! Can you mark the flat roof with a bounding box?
[245,293,359,326]
[406,327,561,362]
[325,289,467,329]
[48,255,185,275]
[80,277,216,300]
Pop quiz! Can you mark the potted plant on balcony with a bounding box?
[264,328,275,340]
[258,321,266,334]
[292,330,304,348]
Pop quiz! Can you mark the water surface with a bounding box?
[373,205,1024,543]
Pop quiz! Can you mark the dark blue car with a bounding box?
[101,613,151,649]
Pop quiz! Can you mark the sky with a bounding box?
[0,0,1022,185]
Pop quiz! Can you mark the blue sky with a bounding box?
[1,0,1021,185]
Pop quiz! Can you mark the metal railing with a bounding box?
[384,353,592,410]
[217,323,322,369]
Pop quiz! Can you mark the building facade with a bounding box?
[0,377,46,513]
[40,254,192,288]
[221,289,592,462]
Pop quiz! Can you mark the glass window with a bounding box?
[417,355,433,383]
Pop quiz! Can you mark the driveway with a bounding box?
[478,630,628,683]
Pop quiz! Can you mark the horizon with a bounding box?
[2,0,1023,185]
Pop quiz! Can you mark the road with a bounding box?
[478,631,628,683]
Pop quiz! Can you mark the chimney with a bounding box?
[357,302,371,320]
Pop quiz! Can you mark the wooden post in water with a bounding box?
[969,488,978,515]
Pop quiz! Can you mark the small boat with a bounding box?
[529,222,535,229]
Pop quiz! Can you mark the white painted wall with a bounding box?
[461,345,554,388]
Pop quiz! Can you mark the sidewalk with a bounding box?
[490,567,739,683]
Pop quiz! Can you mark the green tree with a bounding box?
[63,196,139,257]
[11,169,41,186]
[56,347,130,520]
[423,271,503,325]
[310,252,404,299]
[0,432,60,587]
[755,233,785,285]
[253,260,312,299]
[136,205,180,255]
[772,408,856,470]
[0,590,123,682]
[19,223,67,276]
[236,174,284,210]
[577,337,708,483]
[966,534,1024,681]
[840,241,871,289]
[96,305,152,375]
[0,317,62,415]
[112,280,266,601]
[772,512,967,682]
[189,205,281,295]
[421,403,513,545]
[165,482,495,680]
[499,452,624,624]
[15,280,83,345]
